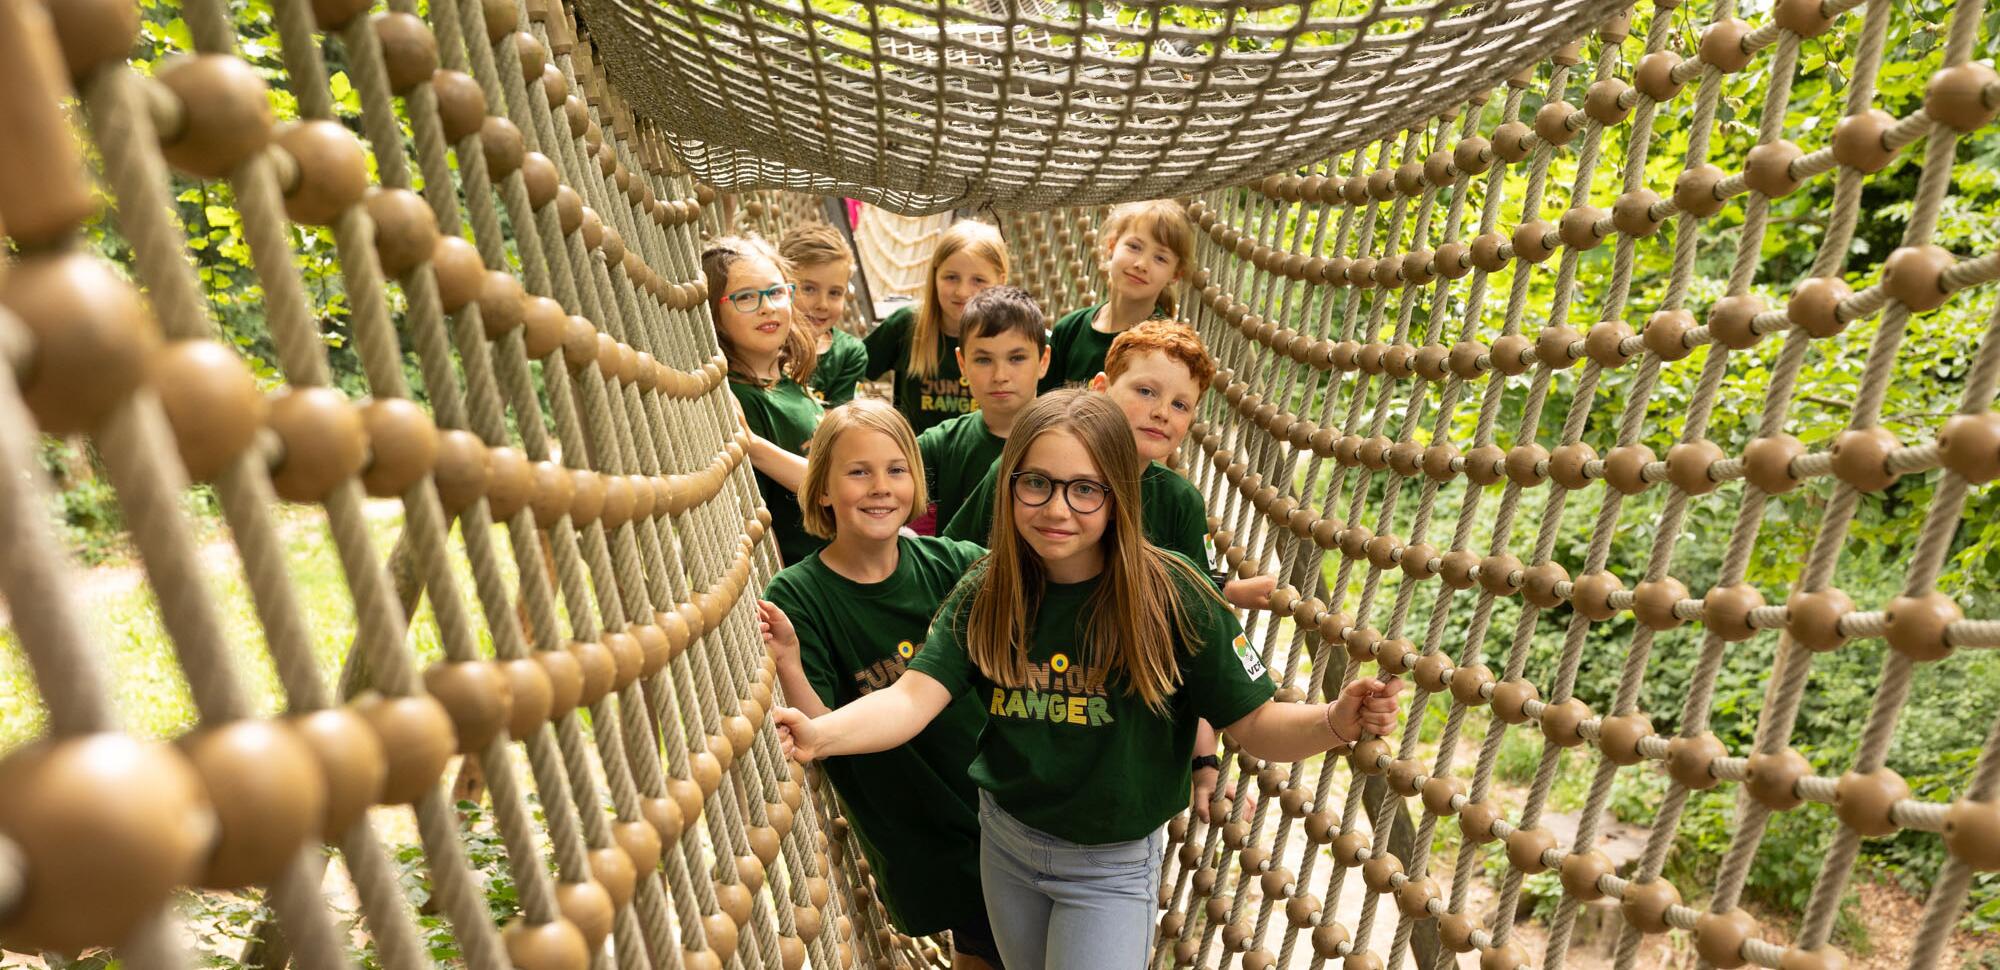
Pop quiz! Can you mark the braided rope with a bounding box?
[3,1,1998,970]
[0,0,863,967]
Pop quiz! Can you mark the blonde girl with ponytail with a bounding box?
[862,219,1010,435]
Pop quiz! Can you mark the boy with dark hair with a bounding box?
[916,286,1051,528]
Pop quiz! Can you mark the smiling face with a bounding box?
[957,329,1048,421]
[1011,430,1110,581]
[1093,349,1200,462]
[791,259,851,336]
[934,249,1003,329]
[820,427,917,543]
[1104,227,1182,306]
[716,253,794,364]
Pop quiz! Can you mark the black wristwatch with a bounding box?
[1191,754,1222,773]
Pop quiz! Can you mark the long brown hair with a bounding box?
[1099,200,1194,318]
[955,390,1215,715]
[909,220,1009,379]
[701,234,817,385]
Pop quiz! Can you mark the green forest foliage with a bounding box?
[50,0,443,559]
[1253,0,2000,942]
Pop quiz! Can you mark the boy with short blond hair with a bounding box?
[779,222,868,406]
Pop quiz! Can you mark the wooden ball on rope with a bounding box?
[0,735,210,951]
[1,251,159,435]
[182,720,327,888]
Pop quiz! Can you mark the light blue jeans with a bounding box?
[977,790,1163,970]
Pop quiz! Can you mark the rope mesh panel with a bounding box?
[1,0,1998,969]
[579,0,1635,214]
[0,0,883,967]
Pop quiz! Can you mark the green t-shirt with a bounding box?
[908,557,1276,844]
[863,305,975,434]
[809,328,869,407]
[730,378,825,565]
[915,412,1008,531]
[1040,304,1114,393]
[941,458,1210,569]
[761,536,990,933]
[1039,303,1169,393]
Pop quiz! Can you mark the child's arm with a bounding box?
[1222,677,1403,763]
[772,670,954,762]
[1222,573,1278,611]
[758,601,831,718]
[745,431,809,493]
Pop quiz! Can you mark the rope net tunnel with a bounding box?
[0,2,1994,970]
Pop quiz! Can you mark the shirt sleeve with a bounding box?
[916,423,946,493]
[1160,471,1212,569]
[941,539,988,575]
[907,587,976,696]
[940,462,999,546]
[862,308,909,378]
[731,384,778,440]
[1038,316,1074,394]
[1176,577,1276,728]
[825,342,867,406]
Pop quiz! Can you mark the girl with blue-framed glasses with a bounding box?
[703,234,825,565]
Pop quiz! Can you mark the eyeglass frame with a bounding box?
[1009,470,1113,515]
[721,282,795,314]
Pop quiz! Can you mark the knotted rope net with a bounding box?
[0,1,1997,970]
[0,0,880,968]
[579,0,1634,213]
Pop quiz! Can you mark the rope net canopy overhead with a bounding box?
[580,0,1634,214]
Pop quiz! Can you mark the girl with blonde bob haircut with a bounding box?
[863,220,1010,436]
[773,391,1404,970]
[758,400,1003,968]
[794,401,928,538]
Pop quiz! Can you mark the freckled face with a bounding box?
[1096,351,1200,462]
